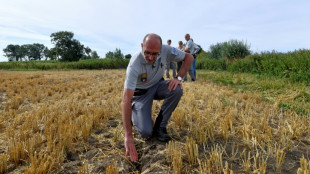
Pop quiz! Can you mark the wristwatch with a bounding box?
[175,76,182,81]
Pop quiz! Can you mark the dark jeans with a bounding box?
[131,80,183,138]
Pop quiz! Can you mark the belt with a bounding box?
[133,88,148,96]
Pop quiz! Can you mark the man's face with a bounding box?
[141,39,161,64]
[185,35,190,41]
[167,41,171,45]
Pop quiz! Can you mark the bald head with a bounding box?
[143,33,162,46]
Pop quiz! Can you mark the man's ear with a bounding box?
[141,43,143,49]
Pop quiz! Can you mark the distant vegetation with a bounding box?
[208,39,251,60]
[0,59,129,70]
[197,49,310,84]
[2,38,309,84]
[3,31,99,61]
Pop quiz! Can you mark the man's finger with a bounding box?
[130,150,138,162]
[131,154,137,162]
[169,82,174,91]
[125,150,129,157]
[173,82,179,90]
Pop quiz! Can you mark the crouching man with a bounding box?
[121,33,193,162]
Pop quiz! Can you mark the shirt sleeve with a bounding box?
[167,46,186,62]
[124,65,138,90]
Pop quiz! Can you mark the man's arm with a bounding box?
[167,53,193,90]
[183,47,189,53]
[121,88,138,162]
[177,53,194,78]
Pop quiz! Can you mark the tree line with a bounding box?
[3,31,99,62]
[105,48,131,59]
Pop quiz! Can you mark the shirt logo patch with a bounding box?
[141,73,147,82]
[171,47,178,55]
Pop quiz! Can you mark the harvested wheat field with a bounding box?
[0,70,310,174]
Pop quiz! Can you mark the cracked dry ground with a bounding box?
[0,70,310,173]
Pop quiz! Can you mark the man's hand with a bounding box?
[122,89,137,162]
[124,136,138,162]
[166,78,182,91]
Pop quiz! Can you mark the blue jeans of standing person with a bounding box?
[192,58,196,79]
[131,79,183,138]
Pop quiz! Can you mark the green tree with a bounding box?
[105,51,114,59]
[50,31,85,61]
[19,44,29,60]
[4,43,49,61]
[91,51,99,59]
[18,45,29,61]
[43,47,50,60]
[105,48,124,59]
[114,48,124,59]
[125,54,132,59]
[84,46,92,59]
[46,47,58,60]
[24,43,47,60]
[3,44,22,61]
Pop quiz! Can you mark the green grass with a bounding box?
[198,70,310,116]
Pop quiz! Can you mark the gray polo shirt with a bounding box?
[124,45,186,90]
[185,39,195,54]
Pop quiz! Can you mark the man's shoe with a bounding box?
[153,127,171,142]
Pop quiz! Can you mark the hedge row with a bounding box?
[0,59,130,70]
[196,49,310,84]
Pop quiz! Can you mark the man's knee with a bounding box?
[138,127,153,138]
[173,86,183,97]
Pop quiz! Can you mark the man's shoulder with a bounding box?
[161,45,171,52]
[161,45,180,55]
[129,52,143,65]
[131,52,142,60]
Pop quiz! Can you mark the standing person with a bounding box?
[167,39,171,45]
[183,34,196,81]
[177,41,188,81]
[165,39,177,78]
[176,41,184,72]
[121,33,193,162]
[190,38,198,79]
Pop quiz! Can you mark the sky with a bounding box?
[0,0,309,62]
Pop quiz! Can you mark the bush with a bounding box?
[196,50,209,60]
[196,58,227,70]
[228,49,310,83]
[209,39,251,60]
